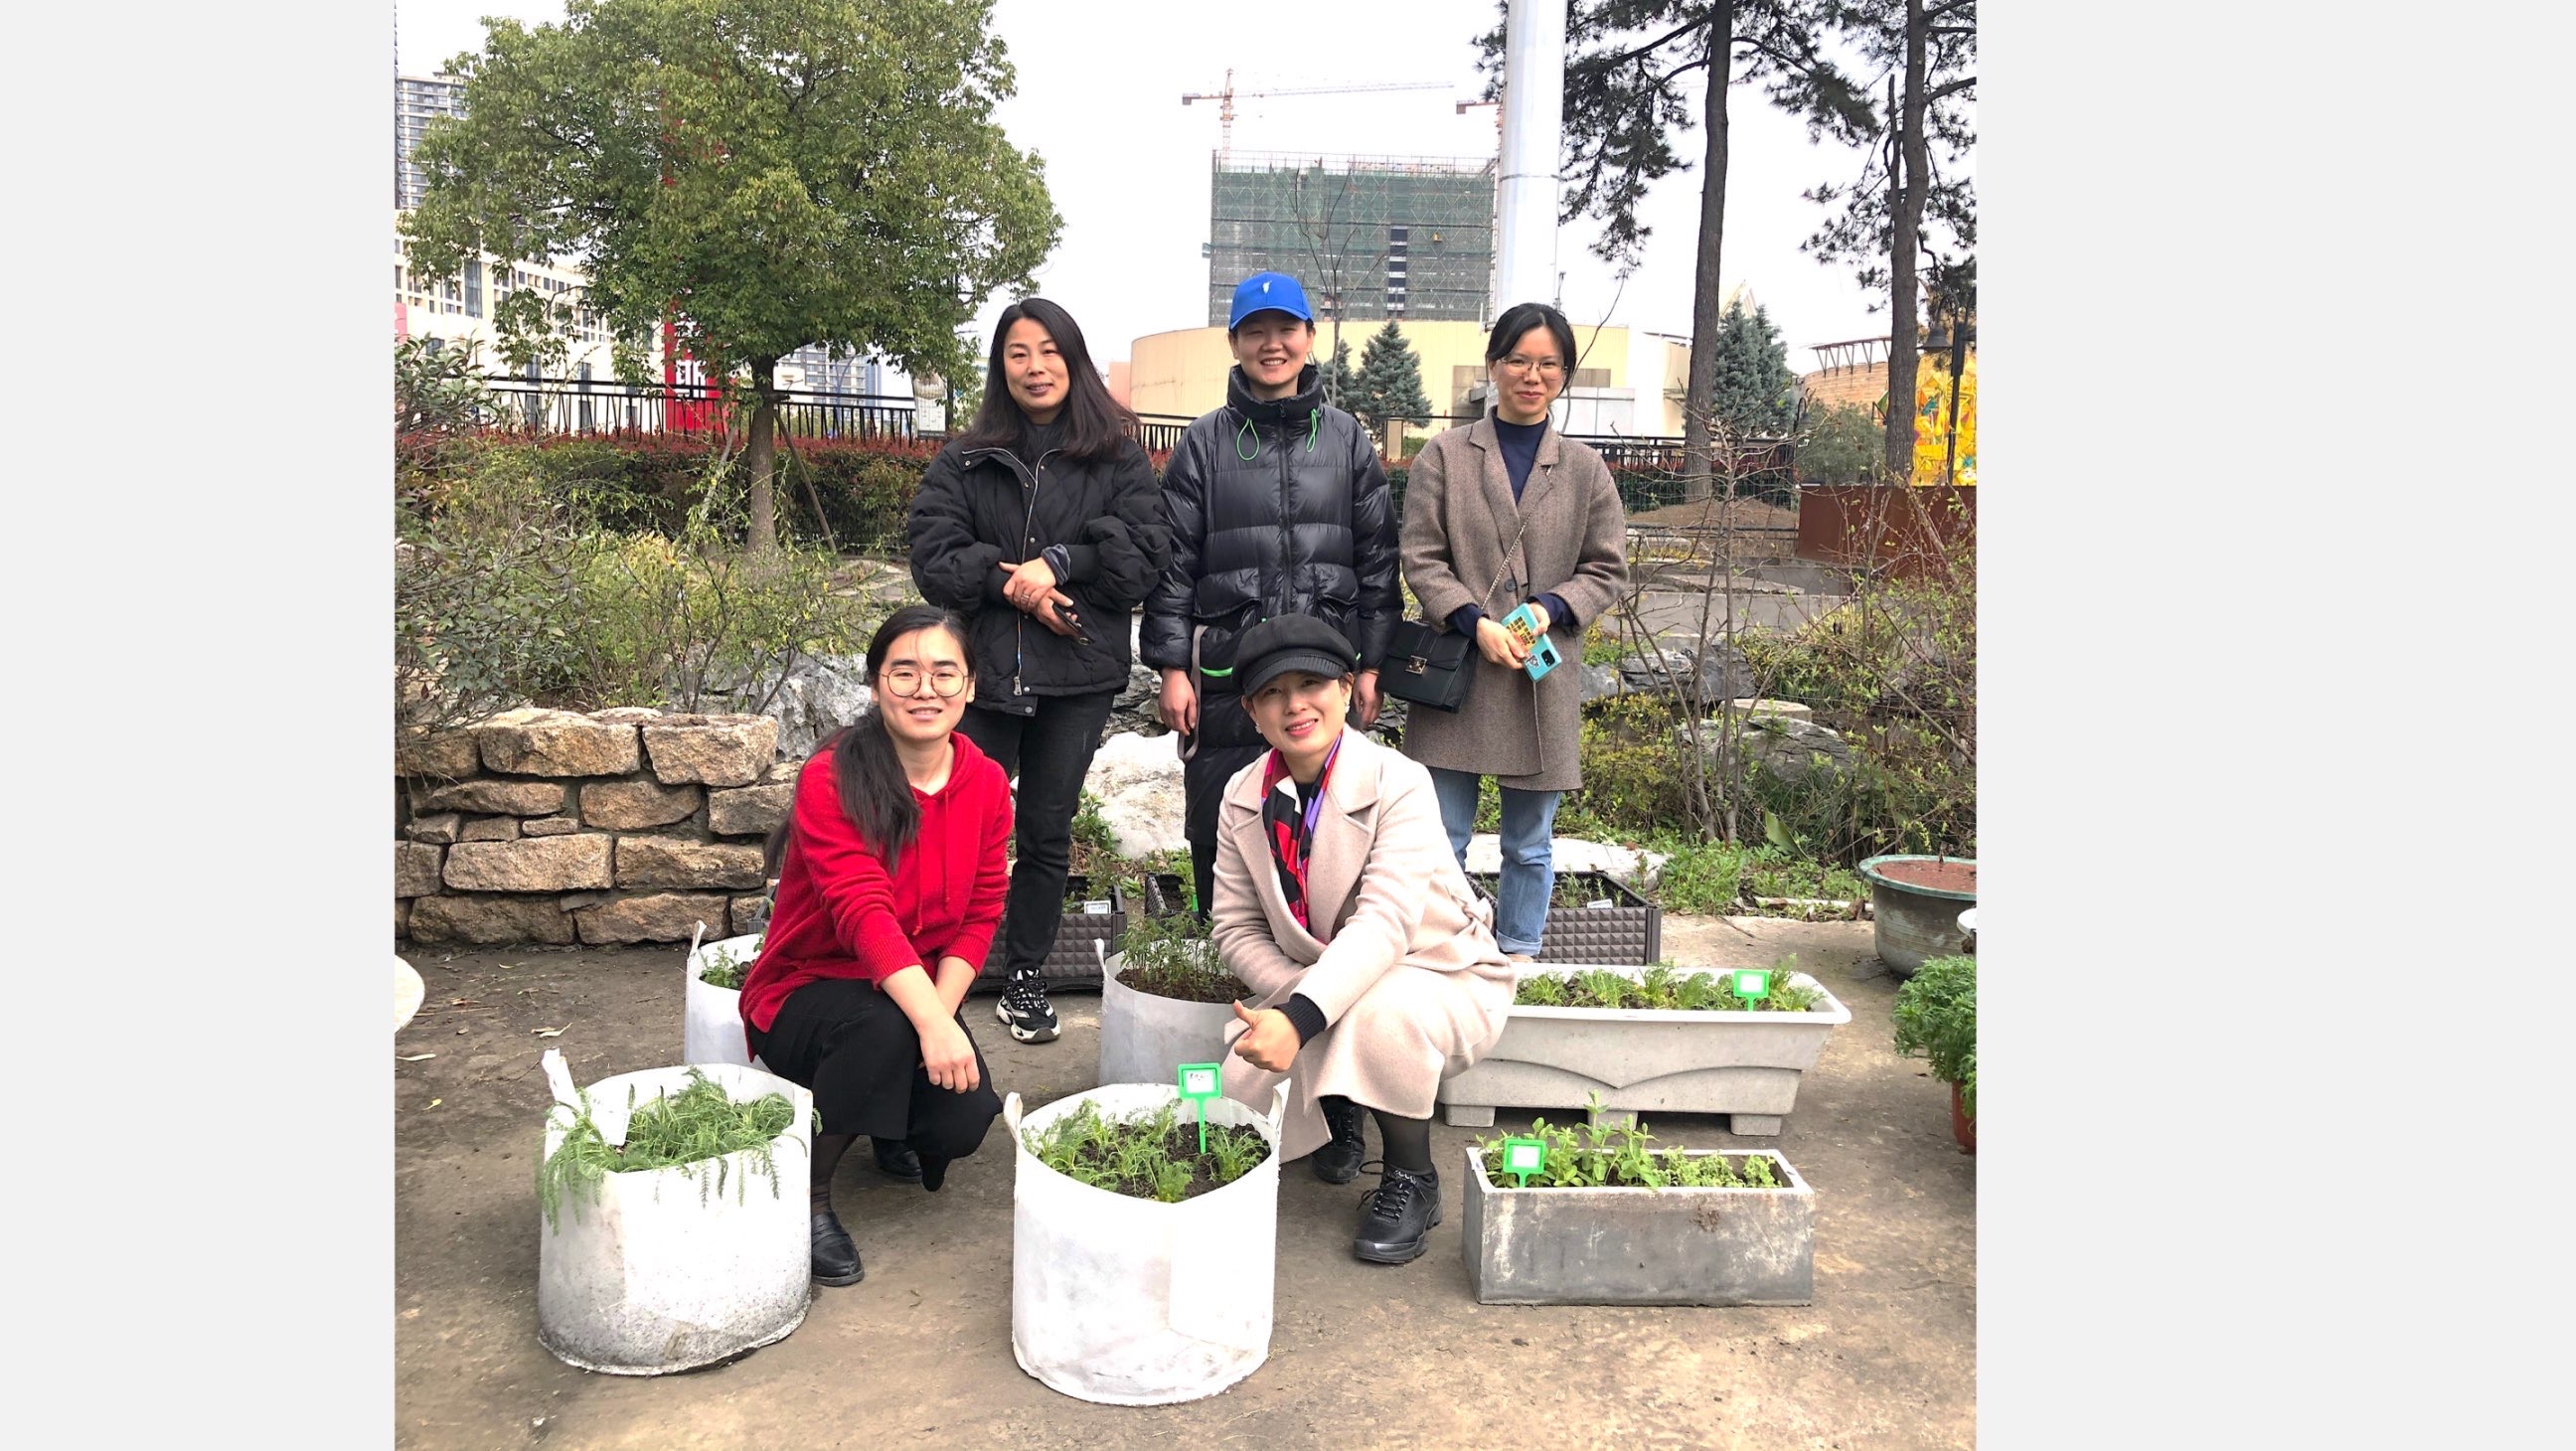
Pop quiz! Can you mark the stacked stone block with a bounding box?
[397,708,796,946]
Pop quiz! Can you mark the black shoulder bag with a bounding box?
[1379,512,1530,715]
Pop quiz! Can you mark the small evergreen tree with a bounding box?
[1351,320,1433,436]
[1706,300,1795,438]
[1319,336,1357,410]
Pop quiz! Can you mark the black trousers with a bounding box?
[1182,684,1268,921]
[957,690,1118,980]
[747,978,1002,1157]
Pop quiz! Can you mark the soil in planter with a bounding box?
[539,1068,798,1228]
[1021,1100,1272,1203]
[1516,962,1820,1013]
[1874,858,1976,893]
[1479,1112,1787,1190]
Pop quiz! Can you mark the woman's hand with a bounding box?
[1522,600,1552,637]
[1031,590,1081,637]
[921,1017,982,1094]
[1002,556,1060,611]
[1353,669,1382,727]
[1229,1002,1301,1072]
[1158,669,1199,734]
[1475,617,1529,669]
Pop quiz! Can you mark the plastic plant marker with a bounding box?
[1500,1137,1547,1187]
[1730,968,1773,1007]
[1178,1062,1221,1152]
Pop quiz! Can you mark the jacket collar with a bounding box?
[1221,727,1384,948]
[1226,363,1324,425]
[1464,413,1563,528]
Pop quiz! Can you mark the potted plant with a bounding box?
[1890,953,1976,1153]
[976,873,1132,991]
[1464,870,1663,964]
[1005,1081,1290,1404]
[1438,960,1851,1136]
[1097,912,1250,1088]
[534,1051,814,1374]
[1855,854,1976,977]
[683,923,766,1068]
[1461,1104,1814,1306]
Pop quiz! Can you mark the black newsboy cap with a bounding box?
[1235,616,1359,696]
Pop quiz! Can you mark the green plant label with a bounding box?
[1178,1061,1221,1152]
[1730,968,1773,1006]
[1500,1137,1547,1186]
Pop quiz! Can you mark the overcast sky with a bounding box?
[398,0,1910,373]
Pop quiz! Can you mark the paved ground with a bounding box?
[395,916,1974,1449]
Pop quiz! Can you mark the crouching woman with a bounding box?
[1211,616,1516,1264]
[736,605,1012,1287]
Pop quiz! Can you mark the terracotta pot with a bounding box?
[1948,1080,1976,1155]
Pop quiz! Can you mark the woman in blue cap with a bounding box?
[1141,271,1401,920]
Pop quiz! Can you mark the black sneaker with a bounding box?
[1352,1162,1442,1265]
[995,978,1060,1044]
[1312,1097,1367,1184]
[811,1207,864,1286]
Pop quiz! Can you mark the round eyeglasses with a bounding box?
[881,666,968,699]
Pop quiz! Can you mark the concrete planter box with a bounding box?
[1437,964,1851,1135]
[976,874,1130,991]
[1097,944,1237,1088]
[1464,871,1662,964]
[1461,1145,1815,1306]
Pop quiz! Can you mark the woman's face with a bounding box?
[1232,312,1314,394]
[1001,316,1069,423]
[1491,325,1567,425]
[1245,670,1352,765]
[876,627,974,747]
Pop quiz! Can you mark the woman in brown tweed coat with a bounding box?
[1396,302,1629,958]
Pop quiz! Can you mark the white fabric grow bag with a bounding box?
[682,924,765,1069]
[535,1053,812,1374]
[1006,1081,1290,1405]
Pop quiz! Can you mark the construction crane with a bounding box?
[1181,71,1454,162]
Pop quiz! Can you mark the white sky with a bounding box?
[397,0,1902,374]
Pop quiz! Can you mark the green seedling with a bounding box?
[1019,1097,1271,1204]
[1472,1094,1791,1194]
[1514,957,1818,1013]
[537,1068,799,1230]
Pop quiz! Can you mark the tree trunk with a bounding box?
[1882,1,1930,483]
[745,356,780,557]
[1682,0,1736,504]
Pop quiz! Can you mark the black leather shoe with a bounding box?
[1312,1098,1367,1185]
[872,1137,922,1181]
[811,1208,864,1286]
[1352,1164,1441,1265]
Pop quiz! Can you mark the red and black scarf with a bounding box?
[1260,736,1343,933]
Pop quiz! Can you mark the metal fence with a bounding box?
[478,375,923,443]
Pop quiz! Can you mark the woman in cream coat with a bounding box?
[1210,615,1515,1265]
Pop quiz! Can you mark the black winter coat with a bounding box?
[907,433,1170,710]
[1139,365,1399,681]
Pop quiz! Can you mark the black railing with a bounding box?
[476,375,922,443]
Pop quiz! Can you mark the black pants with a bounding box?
[957,690,1117,980]
[1183,684,1268,921]
[747,978,1002,1156]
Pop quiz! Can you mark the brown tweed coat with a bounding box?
[1397,417,1628,791]
[1210,728,1516,1161]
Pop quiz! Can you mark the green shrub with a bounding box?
[1795,402,1880,485]
[1891,954,1976,1116]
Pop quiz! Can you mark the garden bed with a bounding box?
[1461,1136,1815,1306]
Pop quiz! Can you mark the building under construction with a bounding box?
[1205,153,1495,329]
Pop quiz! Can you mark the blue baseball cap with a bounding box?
[1227,271,1314,331]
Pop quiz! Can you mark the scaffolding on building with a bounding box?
[1207,153,1496,328]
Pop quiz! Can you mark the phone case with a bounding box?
[1502,604,1560,681]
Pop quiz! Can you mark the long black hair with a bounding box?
[1486,300,1579,373]
[950,296,1138,462]
[763,603,977,879]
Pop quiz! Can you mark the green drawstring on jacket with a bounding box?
[1232,411,1324,460]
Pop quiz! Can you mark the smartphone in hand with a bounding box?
[1501,603,1560,681]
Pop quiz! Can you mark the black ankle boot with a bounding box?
[1312,1098,1367,1185]
[872,1137,922,1181]
[1352,1163,1442,1265]
[811,1203,864,1286]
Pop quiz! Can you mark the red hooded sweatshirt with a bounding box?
[737,730,1012,1040]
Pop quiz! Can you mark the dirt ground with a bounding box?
[395,916,1974,1449]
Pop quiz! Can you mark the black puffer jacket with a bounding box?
[907,433,1169,710]
[1140,365,1398,680]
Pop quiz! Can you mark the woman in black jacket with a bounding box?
[907,298,1171,1044]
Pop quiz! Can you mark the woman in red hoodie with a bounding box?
[737,604,1013,1287]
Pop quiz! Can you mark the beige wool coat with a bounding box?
[1211,728,1517,1161]
[1398,418,1629,791]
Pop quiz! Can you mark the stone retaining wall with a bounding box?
[397,708,791,946]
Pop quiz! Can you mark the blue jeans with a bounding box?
[1426,767,1563,957]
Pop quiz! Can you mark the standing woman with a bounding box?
[738,605,1013,1288]
[1212,617,1516,1265]
[909,298,1170,1045]
[1397,302,1629,961]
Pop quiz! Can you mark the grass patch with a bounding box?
[1021,1099,1271,1203]
[538,1068,801,1230]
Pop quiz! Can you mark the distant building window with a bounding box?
[464,259,483,318]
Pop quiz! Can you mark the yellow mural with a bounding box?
[1909,352,1976,486]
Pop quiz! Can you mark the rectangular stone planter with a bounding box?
[1460,1145,1815,1306]
[976,874,1126,990]
[1437,965,1851,1135]
[1464,871,1662,964]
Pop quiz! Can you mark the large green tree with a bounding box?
[1347,320,1435,438]
[1707,297,1795,437]
[1803,0,1976,480]
[1481,1,1865,500]
[402,0,1058,554]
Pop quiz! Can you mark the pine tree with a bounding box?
[1706,300,1795,438]
[1319,336,1357,410]
[1351,320,1433,436]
